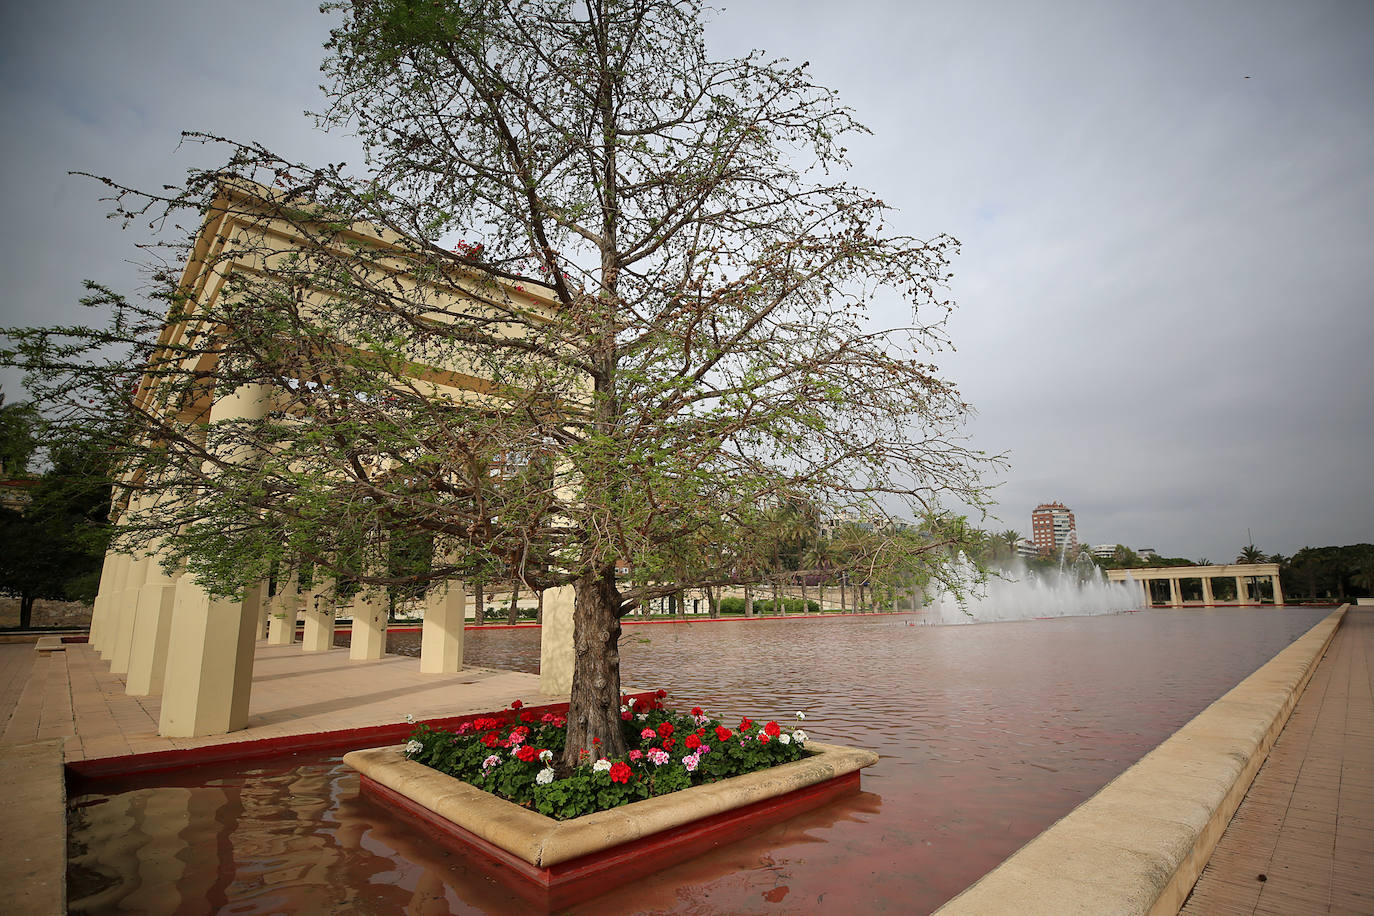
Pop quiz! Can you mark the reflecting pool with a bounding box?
[69,606,1329,914]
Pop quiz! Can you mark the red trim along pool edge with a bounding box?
[359,767,863,910]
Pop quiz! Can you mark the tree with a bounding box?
[0,395,39,478]
[0,418,112,627]
[4,0,993,764]
[1236,544,1267,564]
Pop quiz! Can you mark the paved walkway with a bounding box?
[1180,607,1373,915]
[0,640,555,762]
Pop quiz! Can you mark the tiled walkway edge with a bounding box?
[934,605,1349,916]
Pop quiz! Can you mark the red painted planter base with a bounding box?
[360,768,861,910]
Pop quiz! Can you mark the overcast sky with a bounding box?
[2,1,1370,561]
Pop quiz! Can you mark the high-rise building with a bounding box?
[1031,502,1077,554]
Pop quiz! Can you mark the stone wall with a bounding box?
[0,597,93,629]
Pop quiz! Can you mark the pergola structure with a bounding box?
[87,180,579,738]
[1105,563,1284,608]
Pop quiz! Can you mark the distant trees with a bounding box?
[1281,544,1374,601]
[0,402,112,627]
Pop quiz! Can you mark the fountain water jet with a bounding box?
[921,555,1142,625]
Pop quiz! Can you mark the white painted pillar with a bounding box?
[95,552,134,658]
[255,580,272,640]
[301,577,336,652]
[89,551,120,652]
[539,585,575,696]
[156,381,271,737]
[125,554,181,697]
[111,553,152,674]
[267,571,300,646]
[349,590,388,660]
[420,581,465,674]
[1235,576,1249,605]
[1168,577,1181,607]
[1271,574,1284,606]
[157,579,260,737]
[1201,577,1214,605]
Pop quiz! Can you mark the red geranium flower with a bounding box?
[655,689,667,699]
[663,737,675,749]
[511,699,523,710]
[739,717,753,731]
[691,706,703,716]
[657,722,674,738]
[515,744,539,762]
[685,734,701,750]
[764,721,781,737]
[609,762,633,784]
[521,711,537,724]
[481,732,500,748]
[715,726,733,742]
[621,709,633,721]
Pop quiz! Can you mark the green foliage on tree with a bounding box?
[2,0,995,760]
[0,409,112,627]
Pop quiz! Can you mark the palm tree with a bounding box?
[1237,544,1266,564]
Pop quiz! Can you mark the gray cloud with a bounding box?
[2,0,1370,560]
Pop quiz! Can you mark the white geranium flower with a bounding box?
[536,767,555,785]
[777,733,791,745]
[792,729,808,745]
[404,713,416,724]
[592,758,612,773]
[795,711,806,721]
[539,749,553,764]
[482,754,501,770]
[404,739,423,756]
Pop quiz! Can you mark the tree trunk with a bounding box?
[840,579,847,612]
[474,580,485,625]
[800,578,808,614]
[744,583,753,617]
[676,589,685,620]
[563,563,628,766]
[773,580,782,615]
[507,579,521,625]
[706,585,719,618]
[19,594,35,629]
[536,588,544,625]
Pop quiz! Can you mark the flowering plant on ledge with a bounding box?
[402,693,811,820]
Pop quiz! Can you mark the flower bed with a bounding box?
[346,715,877,909]
[402,691,812,820]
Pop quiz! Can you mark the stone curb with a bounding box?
[934,605,1348,916]
[344,740,878,868]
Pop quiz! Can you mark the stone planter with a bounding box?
[345,740,878,909]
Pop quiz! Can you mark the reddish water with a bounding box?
[68,607,1329,914]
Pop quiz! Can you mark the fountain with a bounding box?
[921,555,1143,625]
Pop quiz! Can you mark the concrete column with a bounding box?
[1271,574,1284,606]
[420,581,465,674]
[111,553,152,674]
[255,581,272,640]
[267,571,300,645]
[349,590,388,660]
[157,579,260,737]
[89,551,120,652]
[1201,577,1214,605]
[125,556,181,697]
[1235,576,1249,605]
[1168,577,1181,607]
[539,585,575,695]
[96,552,135,658]
[156,381,271,736]
[301,577,337,652]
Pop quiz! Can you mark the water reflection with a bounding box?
[72,607,1329,915]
